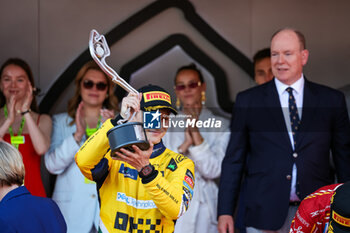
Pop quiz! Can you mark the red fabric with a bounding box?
[4,133,46,197]
[290,184,343,233]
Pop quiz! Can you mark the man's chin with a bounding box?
[148,138,161,145]
[146,133,162,144]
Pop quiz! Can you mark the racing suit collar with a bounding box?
[150,140,166,158]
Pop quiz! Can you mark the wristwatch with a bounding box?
[139,164,154,177]
[21,109,31,116]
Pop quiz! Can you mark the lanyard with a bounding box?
[85,115,101,137]
[4,105,25,149]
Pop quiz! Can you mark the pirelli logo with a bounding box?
[143,91,171,104]
[332,211,350,227]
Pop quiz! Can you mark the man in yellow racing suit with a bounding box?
[75,85,195,233]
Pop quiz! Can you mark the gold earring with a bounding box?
[201,91,206,106]
[176,97,181,110]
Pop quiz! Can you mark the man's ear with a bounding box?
[301,49,309,66]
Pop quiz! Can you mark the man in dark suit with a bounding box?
[217,28,350,233]
[0,141,66,233]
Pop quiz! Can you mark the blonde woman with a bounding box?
[45,60,118,233]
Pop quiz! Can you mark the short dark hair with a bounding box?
[271,28,306,50]
[253,48,271,67]
[174,63,204,84]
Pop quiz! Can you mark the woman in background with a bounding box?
[0,58,52,197]
[162,64,230,233]
[45,60,118,233]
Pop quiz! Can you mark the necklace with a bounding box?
[85,115,101,137]
[4,105,26,149]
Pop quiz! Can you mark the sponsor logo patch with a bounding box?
[184,175,194,189]
[114,211,161,231]
[143,91,171,104]
[186,169,194,182]
[183,181,193,197]
[167,158,178,171]
[175,154,187,163]
[117,192,156,209]
[118,163,138,180]
[183,186,193,200]
[332,210,350,227]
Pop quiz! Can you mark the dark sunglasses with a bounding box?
[83,80,108,91]
[174,81,201,91]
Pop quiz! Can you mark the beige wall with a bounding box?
[1,0,350,114]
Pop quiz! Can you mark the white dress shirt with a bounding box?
[274,75,305,201]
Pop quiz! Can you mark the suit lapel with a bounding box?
[263,81,292,149]
[296,79,319,149]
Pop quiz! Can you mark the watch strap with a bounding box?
[21,109,31,116]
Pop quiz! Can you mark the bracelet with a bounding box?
[21,109,31,116]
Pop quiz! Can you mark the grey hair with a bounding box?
[0,141,25,186]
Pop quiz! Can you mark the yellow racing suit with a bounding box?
[75,119,195,233]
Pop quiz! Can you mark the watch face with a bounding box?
[141,165,153,176]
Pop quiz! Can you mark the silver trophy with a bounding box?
[89,29,149,155]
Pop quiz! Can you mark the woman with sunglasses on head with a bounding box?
[162,64,230,233]
[0,58,52,198]
[45,60,119,233]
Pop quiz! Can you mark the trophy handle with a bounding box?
[89,29,139,123]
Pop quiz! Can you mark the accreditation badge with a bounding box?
[84,177,96,184]
[11,136,25,145]
[86,128,97,137]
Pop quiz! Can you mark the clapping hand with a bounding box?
[74,101,86,143]
[21,84,33,113]
[100,108,115,122]
[6,95,17,124]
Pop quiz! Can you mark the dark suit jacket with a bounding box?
[218,79,350,230]
[0,186,67,233]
